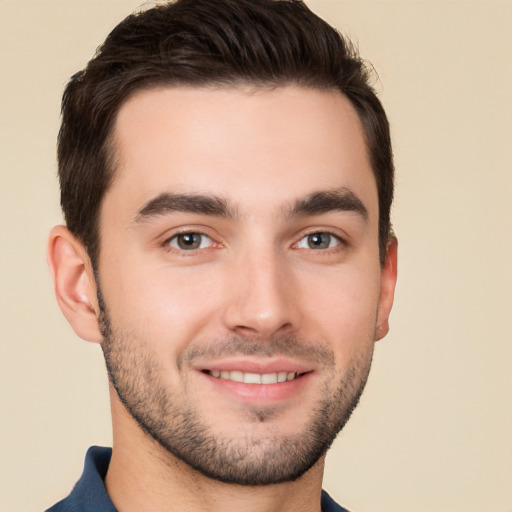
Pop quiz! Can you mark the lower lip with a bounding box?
[199,371,313,405]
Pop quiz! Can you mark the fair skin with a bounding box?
[48,86,397,512]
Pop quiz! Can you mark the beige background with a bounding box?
[1,1,511,511]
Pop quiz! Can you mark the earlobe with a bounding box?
[47,225,103,343]
[375,236,398,341]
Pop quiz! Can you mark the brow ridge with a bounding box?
[135,188,367,224]
[135,192,234,222]
[286,188,368,220]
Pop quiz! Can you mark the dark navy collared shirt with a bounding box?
[46,446,350,512]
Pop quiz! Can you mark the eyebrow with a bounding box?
[135,192,235,223]
[134,187,368,224]
[285,188,368,221]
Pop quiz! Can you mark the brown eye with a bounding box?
[169,232,212,250]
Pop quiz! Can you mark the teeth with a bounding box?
[261,373,278,384]
[244,372,261,384]
[230,370,244,383]
[208,370,298,384]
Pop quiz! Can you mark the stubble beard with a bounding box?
[98,290,375,486]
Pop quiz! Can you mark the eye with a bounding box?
[296,232,341,250]
[167,232,213,251]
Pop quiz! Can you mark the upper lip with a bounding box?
[194,358,315,375]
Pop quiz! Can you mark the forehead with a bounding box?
[106,85,377,222]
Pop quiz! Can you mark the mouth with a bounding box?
[203,369,306,384]
[196,359,315,403]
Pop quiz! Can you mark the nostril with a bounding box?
[222,273,299,338]
[232,321,293,339]
[232,325,260,336]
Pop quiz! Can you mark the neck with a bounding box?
[105,392,325,512]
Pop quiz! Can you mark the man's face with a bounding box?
[95,86,394,484]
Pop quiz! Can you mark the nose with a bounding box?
[222,249,299,339]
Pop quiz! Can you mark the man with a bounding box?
[46,0,397,510]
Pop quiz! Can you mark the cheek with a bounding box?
[100,264,224,358]
[298,262,381,361]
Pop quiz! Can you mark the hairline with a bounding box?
[90,80,381,269]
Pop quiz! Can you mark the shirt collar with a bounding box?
[47,446,117,511]
[48,446,348,512]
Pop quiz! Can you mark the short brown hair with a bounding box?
[58,0,394,267]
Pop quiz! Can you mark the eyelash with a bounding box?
[162,229,346,256]
[293,231,346,253]
[162,230,218,255]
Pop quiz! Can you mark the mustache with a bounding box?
[177,335,335,370]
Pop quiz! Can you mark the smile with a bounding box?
[206,370,302,384]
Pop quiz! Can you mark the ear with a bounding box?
[47,225,103,343]
[375,236,398,341]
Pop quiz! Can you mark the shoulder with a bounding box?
[321,490,351,512]
[45,447,116,512]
